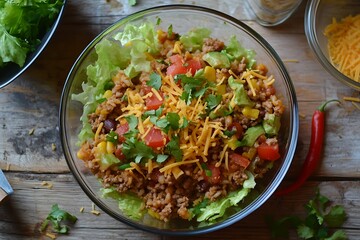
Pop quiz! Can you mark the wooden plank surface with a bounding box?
[1,0,360,239]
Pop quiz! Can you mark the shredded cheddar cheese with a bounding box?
[324,14,360,82]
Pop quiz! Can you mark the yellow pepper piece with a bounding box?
[242,106,259,120]
[173,41,182,54]
[226,135,239,151]
[242,147,257,160]
[216,84,226,95]
[204,66,216,82]
[103,90,112,99]
[106,141,115,154]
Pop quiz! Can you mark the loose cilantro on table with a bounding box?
[40,204,77,234]
[266,190,347,240]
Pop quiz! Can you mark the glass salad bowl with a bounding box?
[59,5,299,235]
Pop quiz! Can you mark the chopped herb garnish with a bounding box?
[206,94,222,111]
[156,17,162,26]
[122,137,155,163]
[168,24,173,36]
[223,129,235,137]
[180,117,189,128]
[175,74,207,105]
[147,72,162,90]
[166,112,180,130]
[165,136,183,161]
[119,163,131,170]
[201,163,212,177]
[156,154,169,163]
[40,204,77,234]
[155,117,169,129]
[192,198,209,216]
[106,130,119,143]
[104,80,115,90]
[125,115,138,130]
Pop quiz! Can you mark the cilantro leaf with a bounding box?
[125,115,138,130]
[266,190,348,240]
[324,205,347,228]
[106,130,119,143]
[40,204,77,234]
[180,117,189,129]
[165,136,182,161]
[175,74,206,105]
[206,94,222,111]
[166,112,180,130]
[156,154,169,163]
[147,72,162,90]
[122,137,155,163]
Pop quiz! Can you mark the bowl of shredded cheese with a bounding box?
[60,5,298,235]
[305,0,360,89]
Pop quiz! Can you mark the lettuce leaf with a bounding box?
[0,24,29,67]
[0,0,64,67]
[101,188,146,221]
[193,171,256,222]
[180,27,211,51]
[113,22,159,78]
[223,35,256,69]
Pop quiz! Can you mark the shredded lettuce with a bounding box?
[192,171,256,222]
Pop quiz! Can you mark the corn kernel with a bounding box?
[204,66,216,82]
[242,106,259,120]
[77,149,86,160]
[106,141,115,154]
[103,90,112,99]
[95,141,107,156]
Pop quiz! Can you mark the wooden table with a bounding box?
[1,0,360,239]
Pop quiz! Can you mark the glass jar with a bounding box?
[245,0,303,26]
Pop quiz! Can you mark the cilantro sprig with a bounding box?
[175,74,207,105]
[266,190,347,239]
[40,204,77,234]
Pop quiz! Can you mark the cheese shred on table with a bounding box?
[324,14,360,82]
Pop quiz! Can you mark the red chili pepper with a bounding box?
[275,99,340,196]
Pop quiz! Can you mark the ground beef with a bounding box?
[202,38,225,53]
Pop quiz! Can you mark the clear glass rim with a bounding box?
[304,0,360,90]
[60,4,299,236]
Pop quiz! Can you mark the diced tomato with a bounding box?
[144,127,166,148]
[115,122,129,143]
[257,143,281,161]
[203,164,221,185]
[169,54,183,64]
[166,54,202,77]
[186,59,202,75]
[229,153,250,171]
[145,91,164,110]
[114,148,126,160]
[166,63,188,77]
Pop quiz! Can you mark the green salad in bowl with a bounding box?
[60,5,298,235]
